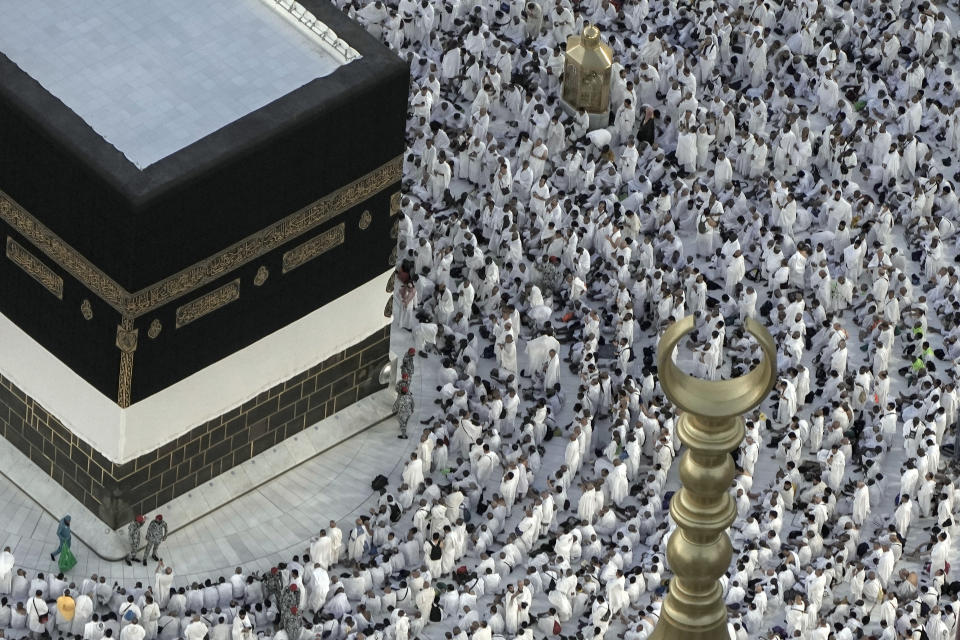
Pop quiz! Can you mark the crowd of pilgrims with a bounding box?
[4,0,960,636]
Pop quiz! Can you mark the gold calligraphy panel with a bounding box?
[5,236,63,299]
[281,223,345,274]
[175,279,241,329]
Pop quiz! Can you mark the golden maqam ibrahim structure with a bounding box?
[651,316,777,640]
[560,24,613,131]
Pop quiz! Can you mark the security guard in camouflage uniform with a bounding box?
[278,585,299,624]
[393,384,414,439]
[143,515,168,565]
[261,567,283,605]
[283,607,302,640]
[124,515,145,566]
[535,255,563,294]
[401,347,416,379]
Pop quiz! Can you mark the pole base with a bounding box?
[649,618,731,640]
[558,98,608,131]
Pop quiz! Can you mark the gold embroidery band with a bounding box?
[0,155,401,318]
[175,279,240,329]
[6,236,64,299]
[127,160,397,316]
[1,206,135,310]
[282,223,345,274]
[116,317,137,408]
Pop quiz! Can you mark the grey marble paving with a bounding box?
[0,386,394,560]
[0,382,404,590]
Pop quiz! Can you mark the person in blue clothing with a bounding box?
[50,515,71,561]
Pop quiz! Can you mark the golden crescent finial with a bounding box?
[651,315,777,639]
[656,315,777,419]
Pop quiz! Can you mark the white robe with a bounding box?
[121,624,146,640]
[307,567,330,612]
[544,353,561,391]
[0,551,13,595]
[185,620,208,640]
[930,540,949,577]
[71,595,94,637]
[402,458,424,491]
[526,335,560,374]
[827,451,845,490]
[155,571,174,610]
[620,145,639,183]
[428,162,451,201]
[714,157,732,190]
[231,616,253,640]
[28,596,48,634]
[676,131,697,171]
[497,341,518,377]
[609,464,628,505]
[501,475,519,516]
[529,144,548,181]
[141,602,160,640]
[607,576,630,614]
[725,256,745,294]
[852,485,870,525]
[311,537,334,570]
[785,603,806,634]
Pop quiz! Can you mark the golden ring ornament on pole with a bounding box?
[650,315,777,640]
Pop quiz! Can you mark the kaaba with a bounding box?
[0,0,408,528]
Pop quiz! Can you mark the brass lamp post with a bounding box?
[560,24,613,131]
[651,316,777,640]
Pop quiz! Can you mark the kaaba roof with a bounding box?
[0,0,357,169]
[0,0,407,292]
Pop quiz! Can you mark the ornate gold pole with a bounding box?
[651,316,777,640]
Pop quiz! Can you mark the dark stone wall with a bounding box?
[0,324,390,529]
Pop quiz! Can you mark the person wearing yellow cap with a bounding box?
[55,588,75,637]
[125,515,145,566]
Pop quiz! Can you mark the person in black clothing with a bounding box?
[637,105,656,146]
